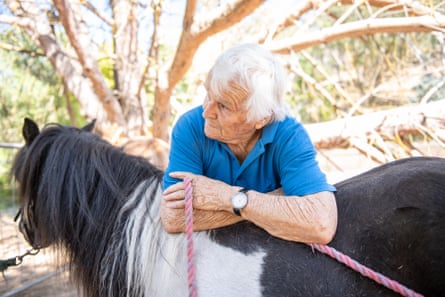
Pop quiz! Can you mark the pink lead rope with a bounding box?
[184,178,197,297]
[310,243,424,297]
[184,178,422,297]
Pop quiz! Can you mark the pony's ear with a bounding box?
[81,119,96,132]
[23,118,40,146]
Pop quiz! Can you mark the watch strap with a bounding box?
[233,188,249,216]
[233,208,242,216]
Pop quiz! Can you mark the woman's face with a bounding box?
[202,83,259,145]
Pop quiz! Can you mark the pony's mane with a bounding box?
[12,123,166,297]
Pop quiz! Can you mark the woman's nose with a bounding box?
[202,97,216,119]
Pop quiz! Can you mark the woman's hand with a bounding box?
[160,172,243,233]
[162,172,238,212]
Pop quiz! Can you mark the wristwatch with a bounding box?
[231,188,249,216]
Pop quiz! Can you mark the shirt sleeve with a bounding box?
[163,108,204,189]
[276,120,336,196]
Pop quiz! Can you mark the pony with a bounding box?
[11,118,445,297]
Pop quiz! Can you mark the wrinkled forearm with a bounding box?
[243,191,338,244]
[161,174,337,243]
[161,199,242,233]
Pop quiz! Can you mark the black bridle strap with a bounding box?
[14,207,38,248]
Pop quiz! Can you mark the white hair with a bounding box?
[206,43,290,122]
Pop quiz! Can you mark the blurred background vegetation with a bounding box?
[0,0,444,209]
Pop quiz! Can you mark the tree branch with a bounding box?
[167,0,264,90]
[307,99,445,151]
[0,41,45,56]
[0,14,31,27]
[53,0,124,125]
[137,0,162,99]
[258,0,318,43]
[267,15,445,54]
[83,1,114,26]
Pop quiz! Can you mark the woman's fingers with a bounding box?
[163,181,186,209]
[163,198,185,209]
[169,171,193,180]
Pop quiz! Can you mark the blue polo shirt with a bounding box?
[163,106,335,195]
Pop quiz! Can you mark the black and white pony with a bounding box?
[11,118,445,297]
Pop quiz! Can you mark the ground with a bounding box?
[0,212,77,297]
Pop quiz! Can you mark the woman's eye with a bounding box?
[218,103,227,110]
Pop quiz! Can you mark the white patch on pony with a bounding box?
[194,234,266,297]
[114,181,266,297]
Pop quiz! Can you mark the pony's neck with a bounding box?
[104,180,188,296]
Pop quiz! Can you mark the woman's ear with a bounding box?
[255,114,272,130]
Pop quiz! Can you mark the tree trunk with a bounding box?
[153,85,173,142]
[306,99,445,161]
[111,0,149,136]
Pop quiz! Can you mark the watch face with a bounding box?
[232,192,248,208]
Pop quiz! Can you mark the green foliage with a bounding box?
[285,30,444,123]
[0,29,85,209]
[98,42,116,89]
[0,31,81,142]
[0,148,17,209]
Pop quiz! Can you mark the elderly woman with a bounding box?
[162,43,337,244]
